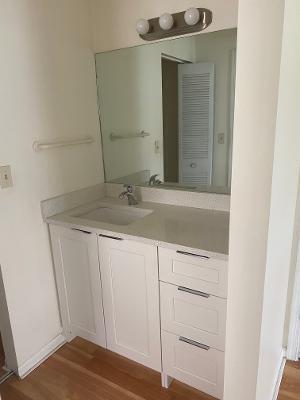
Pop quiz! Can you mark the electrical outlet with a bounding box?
[0,165,13,189]
[218,133,225,145]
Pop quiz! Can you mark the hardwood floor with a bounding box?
[0,337,215,400]
[1,338,298,400]
[278,361,300,400]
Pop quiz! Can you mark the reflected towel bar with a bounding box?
[33,137,94,152]
[110,131,150,141]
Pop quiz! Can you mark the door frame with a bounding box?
[287,237,300,360]
[161,53,192,65]
[161,54,191,183]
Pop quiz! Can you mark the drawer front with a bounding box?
[162,331,224,399]
[160,282,226,351]
[158,247,228,298]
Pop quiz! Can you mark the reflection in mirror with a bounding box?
[96,29,237,194]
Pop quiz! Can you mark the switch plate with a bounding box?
[0,165,13,188]
[218,133,225,145]
[155,140,160,153]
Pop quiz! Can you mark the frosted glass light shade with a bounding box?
[159,13,174,30]
[184,7,200,26]
[136,19,150,35]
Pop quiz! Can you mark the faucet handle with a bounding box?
[123,184,135,193]
[149,174,161,185]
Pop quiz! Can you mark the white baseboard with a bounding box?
[17,334,66,379]
[272,350,287,400]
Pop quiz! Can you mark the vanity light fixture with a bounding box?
[184,7,200,26]
[136,18,150,35]
[136,8,212,41]
[159,13,174,30]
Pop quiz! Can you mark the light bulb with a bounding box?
[159,13,174,30]
[184,7,200,26]
[136,19,150,35]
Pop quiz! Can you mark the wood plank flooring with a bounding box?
[0,337,215,400]
[278,361,300,400]
[0,337,299,399]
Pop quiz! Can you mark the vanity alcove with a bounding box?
[46,25,235,400]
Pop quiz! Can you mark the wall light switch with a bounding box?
[0,165,13,189]
[218,133,225,145]
[155,140,160,154]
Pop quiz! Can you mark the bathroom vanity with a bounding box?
[47,196,229,399]
[45,25,234,399]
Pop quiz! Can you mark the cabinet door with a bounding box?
[162,331,224,399]
[159,247,228,298]
[50,225,106,347]
[98,236,161,372]
[160,282,226,351]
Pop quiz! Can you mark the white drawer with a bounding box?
[160,282,226,351]
[161,330,224,399]
[158,247,228,298]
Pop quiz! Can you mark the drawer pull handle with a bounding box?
[99,234,123,241]
[179,336,210,351]
[178,286,210,298]
[71,228,91,235]
[176,250,209,259]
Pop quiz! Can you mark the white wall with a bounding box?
[224,1,285,399]
[194,29,237,186]
[256,1,300,398]
[0,0,103,368]
[89,0,238,53]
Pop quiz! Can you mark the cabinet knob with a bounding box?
[190,162,197,168]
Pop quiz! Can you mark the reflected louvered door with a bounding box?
[178,63,214,186]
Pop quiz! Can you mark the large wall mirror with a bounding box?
[96,28,237,194]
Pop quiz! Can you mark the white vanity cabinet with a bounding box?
[98,236,161,372]
[159,247,227,400]
[49,225,106,347]
[49,223,227,399]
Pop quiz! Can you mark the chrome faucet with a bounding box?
[149,174,161,186]
[119,184,138,205]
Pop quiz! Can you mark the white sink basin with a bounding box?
[74,206,153,226]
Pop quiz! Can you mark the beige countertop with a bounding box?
[46,197,229,257]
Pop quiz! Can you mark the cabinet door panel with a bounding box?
[160,282,226,351]
[98,237,161,372]
[162,331,224,399]
[159,247,228,298]
[50,225,106,347]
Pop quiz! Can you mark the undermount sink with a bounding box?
[74,206,153,226]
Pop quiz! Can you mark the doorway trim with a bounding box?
[161,53,192,64]
[287,238,300,360]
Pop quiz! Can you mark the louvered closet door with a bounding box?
[178,63,214,186]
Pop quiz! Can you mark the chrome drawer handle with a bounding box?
[71,228,91,235]
[178,286,210,298]
[99,234,123,241]
[179,336,210,351]
[176,250,210,259]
